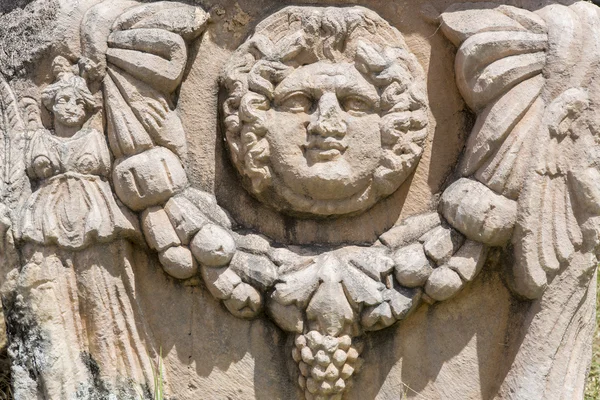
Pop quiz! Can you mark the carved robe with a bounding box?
[10,128,155,400]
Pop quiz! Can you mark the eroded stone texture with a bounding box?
[0,1,598,400]
[222,6,429,218]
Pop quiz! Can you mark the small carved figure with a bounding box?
[10,57,155,399]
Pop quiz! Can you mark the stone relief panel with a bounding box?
[222,6,429,218]
[0,1,598,400]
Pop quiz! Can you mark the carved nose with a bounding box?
[307,93,347,138]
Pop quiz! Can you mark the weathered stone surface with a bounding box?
[229,251,278,291]
[223,282,262,319]
[232,231,272,255]
[164,195,207,244]
[113,147,189,211]
[380,212,441,249]
[447,240,488,282]
[141,206,180,251]
[1,1,599,400]
[441,178,517,246]
[393,244,433,288]
[190,223,236,267]
[421,226,465,265]
[386,285,421,320]
[424,266,465,302]
[200,265,241,300]
[267,299,304,333]
[158,245,197,280]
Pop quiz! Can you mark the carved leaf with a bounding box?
[111,1,208,41]
[459,74,544,177]
[107,29,187,94]
[107,67,187,158]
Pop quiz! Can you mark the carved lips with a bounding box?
[303,136,348,163]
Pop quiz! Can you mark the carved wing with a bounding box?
[440,2,600,299]
[0,74,30,221]
[0,74,31,277]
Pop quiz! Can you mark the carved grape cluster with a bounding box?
[292,331,363,400]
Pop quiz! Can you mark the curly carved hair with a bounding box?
[41,56,98,113]
[222,6,429,214]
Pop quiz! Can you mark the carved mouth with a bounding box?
[304,138,347,162]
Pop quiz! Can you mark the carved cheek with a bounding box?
[344,114,383,161]
[264,110,311,168]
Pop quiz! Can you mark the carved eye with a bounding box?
[342,96,371,115]
[280,92,312,113]
[76,98,85,107]
[56,96,68,105]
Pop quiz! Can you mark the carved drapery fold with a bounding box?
[0,1,598,399]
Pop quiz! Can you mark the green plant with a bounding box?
[151,347,164,400]
[138,347,164,400]
[585,272,600,400]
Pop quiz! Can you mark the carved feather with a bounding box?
[441,4,598,299]
[0,74,29,223]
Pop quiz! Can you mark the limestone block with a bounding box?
[5,2,600,400]
[190,223,236,267]
[447,240,488,282]
[164,195,208,244]
[158,245,197,280]
[424,266,464,302]
[141,206,180,251]
[113,147,188,211]
[421,226,464,265]
[393,243,433,288]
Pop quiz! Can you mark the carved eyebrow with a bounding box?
[336,82,379,105]
[274,72,379,105]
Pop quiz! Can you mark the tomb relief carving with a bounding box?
[0,1,599,399]
[222,6,429,217]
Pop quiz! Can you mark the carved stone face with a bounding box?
[52,87,87,128]
[266,62,382,202]
[223,6,429,218]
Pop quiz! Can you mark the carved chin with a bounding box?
[57,115,84,127]
[243,156,417,218]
